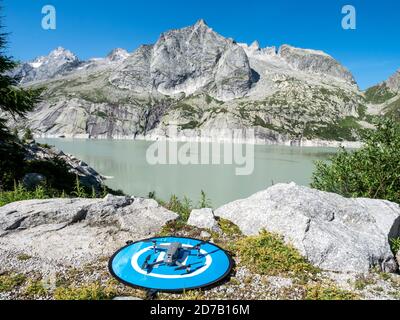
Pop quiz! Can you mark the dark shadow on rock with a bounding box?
[251,69,260,83]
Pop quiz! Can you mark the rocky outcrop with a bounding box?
[278,45,355,84]
[21,173,46,190]
[187,208,220,232]
[23,142,105,191]
[214,183,400,273]
[0,195,178,272]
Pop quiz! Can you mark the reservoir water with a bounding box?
[37,138,337,207]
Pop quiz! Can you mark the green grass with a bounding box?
[94,110,108,119]
[353,274,376,290]
[384,96,400,120]
[17,254,32,261]
[235,230,318,277]
[305,116,361,141]
[54,282,117,300]
[365,84,396,104]
[217,217,242,237]
[0,178,121,208]
[157,194,193,222]
[153,191,212,223]
[0,273,26,293]
[0,183,49,207]
[390,238,400,255]
[305,283,358,300]
[24,279,47,298]
[180,120,199,130]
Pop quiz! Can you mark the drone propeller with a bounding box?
[141,254,152,269]
[189,240,208,256]
[175,264,192,273]
[193,240,208,249]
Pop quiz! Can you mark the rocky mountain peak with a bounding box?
[249,41,260,51]
[12,47,80,84]
[148,20,253,99]
[386,69,400,92]
[194,18,208,28]
[48,47,77,59]
[106,48,130,62]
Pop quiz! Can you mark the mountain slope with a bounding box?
[365,69,400,120]
[11,20,368,144]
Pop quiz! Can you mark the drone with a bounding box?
[141,240,206,273]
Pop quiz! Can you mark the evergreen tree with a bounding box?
[0,9,42,190]
[0,11,42,141]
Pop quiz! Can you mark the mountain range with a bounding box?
[9,19,400,145]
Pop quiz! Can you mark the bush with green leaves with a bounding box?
[235,229,318,277]
[390,238,400,255]
[311,118,400,204]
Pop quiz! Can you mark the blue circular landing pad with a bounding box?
[108,236,233,292]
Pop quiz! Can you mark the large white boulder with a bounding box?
[214,183,400,273]
[0,195,178,273]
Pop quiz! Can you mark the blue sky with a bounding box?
[3,0,400,89]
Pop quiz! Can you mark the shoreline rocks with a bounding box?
[23,142,106,191]
[33,133,362,149]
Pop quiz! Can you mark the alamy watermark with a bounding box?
[42,5,56,30]
[342,5,356,30]
[146,128,255,176]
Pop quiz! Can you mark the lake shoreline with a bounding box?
[34,133,362,149]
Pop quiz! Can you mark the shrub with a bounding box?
[0,273,26,292]
[22,128,33,141]
[0,142,26,190]
[0,183,54,207]
[235,230,318,277]
[390,238,400,255]
[160,194,192,222]
[198,190,211,208]
[23,158,76,194]
[24,279,47,298]
[311,118,400,203]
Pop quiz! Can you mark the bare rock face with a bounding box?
[109,19,253,100]
[109,44,154,91]
[150,19,253,100]
[278,45,356,84]
[0,195,178,273]
[215,183,400,273]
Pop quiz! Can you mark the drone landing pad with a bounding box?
[108,236,232,292]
